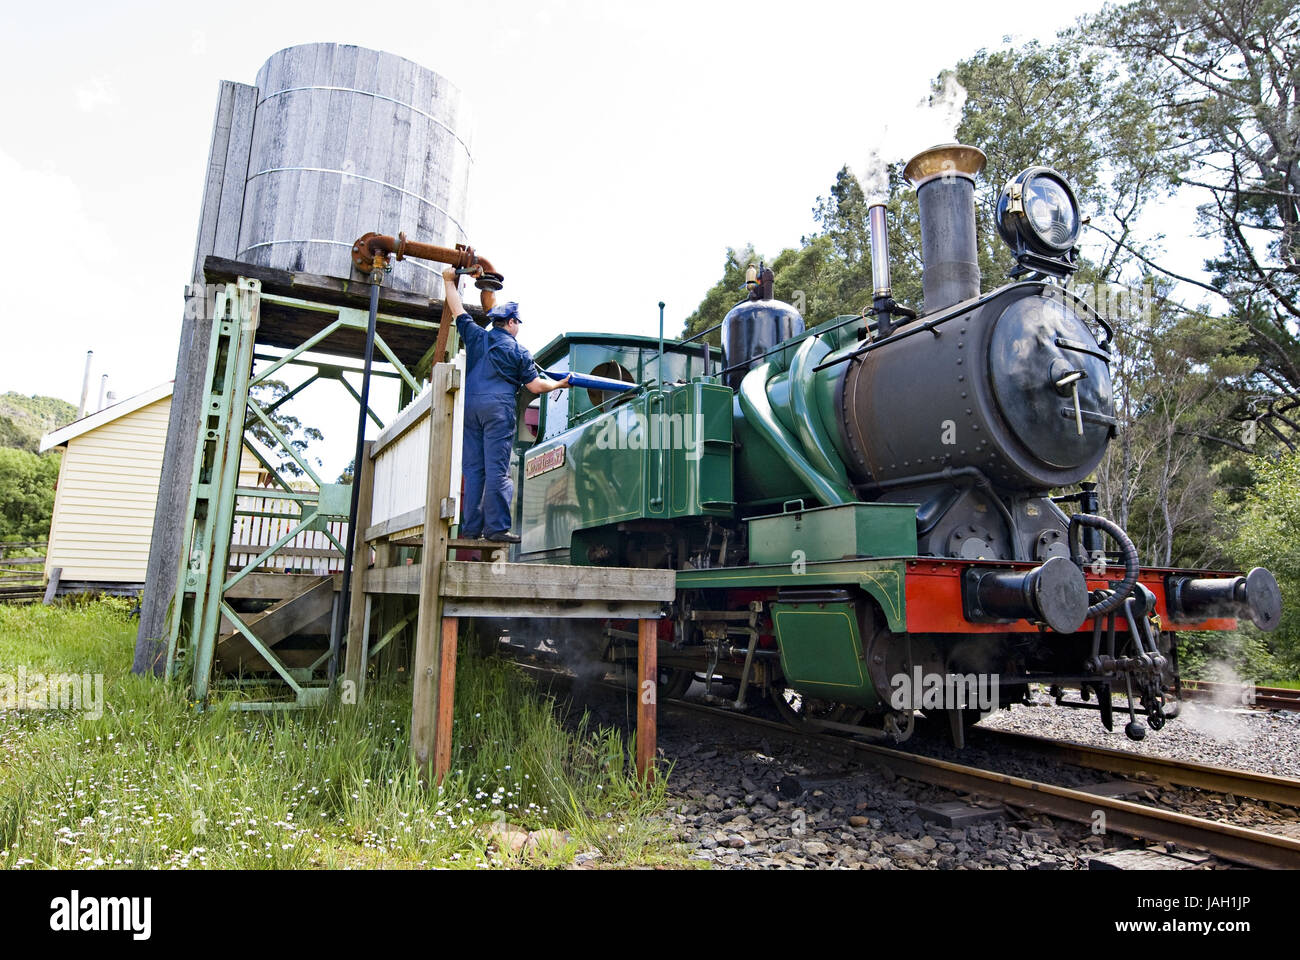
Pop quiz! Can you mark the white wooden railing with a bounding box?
[366,355,465,542]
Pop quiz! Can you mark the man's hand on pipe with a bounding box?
[440,266,466,317]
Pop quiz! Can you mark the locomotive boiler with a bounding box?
[508,144,1283,745]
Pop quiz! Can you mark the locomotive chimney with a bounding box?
[867,203,894,336]
[904,144,987,315]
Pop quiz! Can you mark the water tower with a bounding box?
[137,43,475,677]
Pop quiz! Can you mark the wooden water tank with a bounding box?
[236,43,473,297]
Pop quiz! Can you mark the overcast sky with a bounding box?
[3,0,1215,477]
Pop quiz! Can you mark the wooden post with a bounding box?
[42,567,62,606]
[410,363,459,784]
[372,541,397,676]
[342,440,376,703]
[636,618,658,783]
[133,80,257,676]
[434,617,459,784]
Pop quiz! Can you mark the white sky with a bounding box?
[0,0,1221,477]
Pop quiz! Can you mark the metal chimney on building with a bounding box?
[77,351,93,419]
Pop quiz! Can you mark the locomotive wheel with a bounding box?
[769,686,866,730]
[658,667,695,699]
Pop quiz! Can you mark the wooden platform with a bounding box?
[342,361,674,786]
[365,560,672,618]
[205,256,492,369]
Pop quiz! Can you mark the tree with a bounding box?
[782,162,923,325]
[1232,451,1300,672]
[949,29,1282,571]
[681,245,763,343]
[0,392,79,454]
[0,416,35,453]
[1096,295,1257,566]
[1092,0,1300,417]
[954,36,1187,288]
[0,448,61,542]
[246,379,325,481]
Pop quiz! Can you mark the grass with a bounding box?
[0,599,687,869]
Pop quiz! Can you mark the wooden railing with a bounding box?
[230,495,348,574]
[367,357,466,544]
[0,541,48,604]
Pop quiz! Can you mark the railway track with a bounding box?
[515,659,1300,869]
[660,698,1300,870]
[973,727,1300,808]
[1180,679,1300,712]
[660,697,1300,868]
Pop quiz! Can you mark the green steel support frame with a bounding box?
[164,277,440,709]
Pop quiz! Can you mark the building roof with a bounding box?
[39,382,174,453]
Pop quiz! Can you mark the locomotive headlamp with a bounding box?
[996,167,1081,271]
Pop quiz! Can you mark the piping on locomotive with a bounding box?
[502,143,1284,746]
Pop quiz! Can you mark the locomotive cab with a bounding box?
[531,333,720,440]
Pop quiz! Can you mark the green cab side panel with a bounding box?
[770,601,881,708]
[519,380,735,557]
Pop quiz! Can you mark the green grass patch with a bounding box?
[0,600,686,869]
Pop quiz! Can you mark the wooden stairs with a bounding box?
[215,574,337,674]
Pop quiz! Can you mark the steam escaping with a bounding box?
[1173,660,1250,742]
[487,616,611,683]
[857,147,890,206]
[852,71,969,204]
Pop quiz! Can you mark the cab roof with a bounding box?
[534,332,723,368]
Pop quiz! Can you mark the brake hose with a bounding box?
[1068,513,1140,618]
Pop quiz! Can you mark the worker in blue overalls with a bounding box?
[441,265,571,543]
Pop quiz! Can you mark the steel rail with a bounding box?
[975,728,1300,808]
[1180,679,1300,711]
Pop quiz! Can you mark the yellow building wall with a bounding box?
[44,396,265,583]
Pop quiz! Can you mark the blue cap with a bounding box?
[486,301,521,323]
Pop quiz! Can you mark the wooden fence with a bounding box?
[367,360,465,543]
[0,541,48,604]
[229,494,348,574]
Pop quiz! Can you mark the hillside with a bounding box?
[0,392,78,452]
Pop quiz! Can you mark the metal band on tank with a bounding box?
[243,167,469,239]
[238,238,446,274]
[258,85,474,159]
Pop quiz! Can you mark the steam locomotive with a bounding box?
[506,144,1283,745]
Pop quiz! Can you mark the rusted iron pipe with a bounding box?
[350,231,499,281]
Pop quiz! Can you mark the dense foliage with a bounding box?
[0,447,61,543]
[1233,453,1300,673]
[0,393,73,543]
[0,392,77,455]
